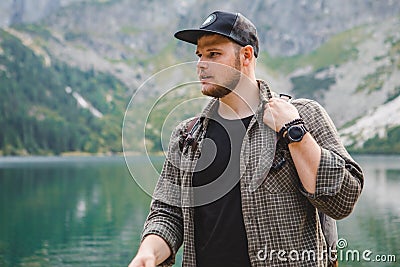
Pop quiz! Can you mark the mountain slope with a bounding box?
[0,29,127,155]
[2,0,400,56]
[340,96,400,153]
[0,1,400,155]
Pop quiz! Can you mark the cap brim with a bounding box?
[174,29,231,45]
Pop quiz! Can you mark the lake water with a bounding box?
[0,155,399,266]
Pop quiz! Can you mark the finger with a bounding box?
[264,102,274,110]
[266,98,282,107]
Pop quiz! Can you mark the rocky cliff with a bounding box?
[2,0,400,56]
[1,0,400,154]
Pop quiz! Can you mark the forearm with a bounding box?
[288,132,321,194]
[284,99,363,219]
[128,235,172,267]
[289,133,363,219]
[140,235,172,264]
[300,148,363,219]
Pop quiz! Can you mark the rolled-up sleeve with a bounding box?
[294,99,364,220]
[140,122,187,266]
[141,198,183,266]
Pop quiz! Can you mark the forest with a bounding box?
[0,30,127,155]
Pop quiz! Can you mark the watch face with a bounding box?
[288,125,304,142]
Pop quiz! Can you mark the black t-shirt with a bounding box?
[193,111,253,267]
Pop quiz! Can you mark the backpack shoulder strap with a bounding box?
[178,117,200,152]
[186,117,199,134]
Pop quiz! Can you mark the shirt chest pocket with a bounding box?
[262,148,300,193]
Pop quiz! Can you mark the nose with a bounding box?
[196,57,208,70]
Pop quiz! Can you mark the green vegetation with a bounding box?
[141,40,182,71]
[144,84,203,152]
[260,25,365,74]
[386,86,400,103]
[258,25,365,100]
[13,24,54,41]
[261,24,400,154]
[0,27,201,156]
[388,37,400,68]
[1,15,399,155]
[0,29,127,155]
[356,65,391,93]
[119,26,141,35]
[348,126,400,154]
[64,31,90,42]
[262,27,354,99]
[290,68,336,99]
[356,35,400,94]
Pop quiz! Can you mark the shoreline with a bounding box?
[0,151,167,163]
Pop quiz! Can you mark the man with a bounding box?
[128,11,363,267]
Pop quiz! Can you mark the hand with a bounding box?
[127,235,171,267]
[128,253,156,267]
[263,97,300,132]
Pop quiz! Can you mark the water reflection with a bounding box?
[0,156,156,267]
[338,155,400,267]
[0,155,399,266]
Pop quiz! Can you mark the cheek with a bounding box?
[213,63,233,76]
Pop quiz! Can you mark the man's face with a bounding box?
[196,34,242,98]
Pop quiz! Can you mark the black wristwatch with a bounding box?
[285,124,308,144]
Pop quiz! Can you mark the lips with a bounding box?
[199,74,213,82]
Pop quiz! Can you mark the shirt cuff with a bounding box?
[300,148,345,199]
[141,223,181,267]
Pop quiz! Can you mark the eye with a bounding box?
[209,52,219,57]
[196,53,202,58]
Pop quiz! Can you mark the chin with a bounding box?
[201,84,231,98]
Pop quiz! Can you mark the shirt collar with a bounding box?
[198,79,274,120]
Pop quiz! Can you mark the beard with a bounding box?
[200,56,241,98]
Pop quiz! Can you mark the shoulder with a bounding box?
[291,98,327,116]
[174,117,198,134]
[291,98,338,134]
[168,116,199,146]
[164,117,199,160]
[291,98,320,109]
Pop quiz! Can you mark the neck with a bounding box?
[218,76,259,120]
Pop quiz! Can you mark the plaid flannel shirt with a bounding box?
[141,80,364,267]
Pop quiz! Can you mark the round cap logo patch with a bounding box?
[200,14,217,28]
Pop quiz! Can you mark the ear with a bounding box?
[242,45,254,66]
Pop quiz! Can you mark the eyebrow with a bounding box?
[195,36,232,55]
[195,47,224,55]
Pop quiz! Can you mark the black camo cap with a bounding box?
[174,11,259,57]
